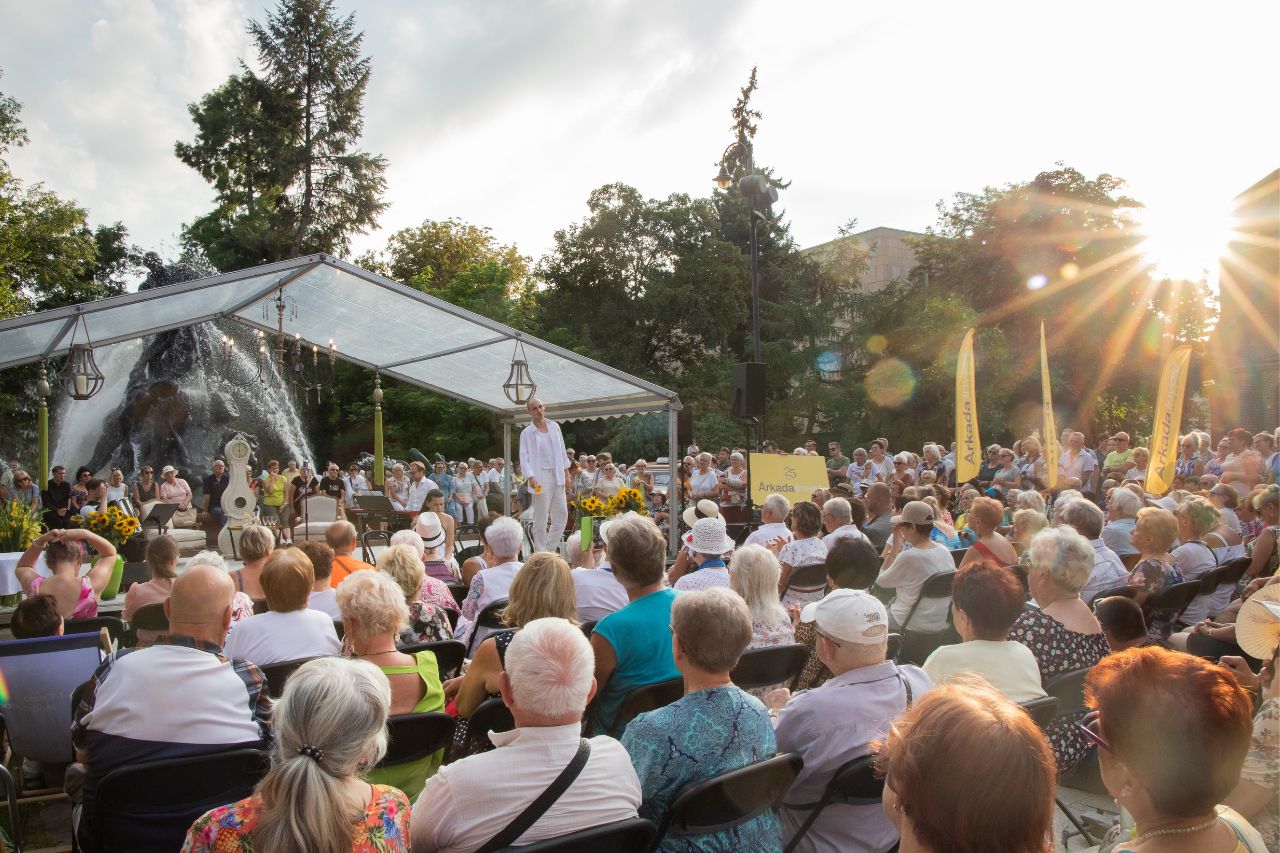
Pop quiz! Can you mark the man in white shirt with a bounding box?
[412,618,641,851]
[820,497,868,550]
[744,494,794,549]
[519,398,569,553]
[395,461,438,512]
[341,462,368,508]
[1056,498,1127,603]
[1059,432,1097,490]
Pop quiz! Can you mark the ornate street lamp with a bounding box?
[59,314,105,400]
[503,340,537,405]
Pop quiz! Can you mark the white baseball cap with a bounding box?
[800,589,890,645]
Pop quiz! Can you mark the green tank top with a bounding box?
[261,474,286,506]
[363,651,446,801]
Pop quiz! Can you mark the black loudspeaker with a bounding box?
[731,362,766,419]
[677,406,694,450]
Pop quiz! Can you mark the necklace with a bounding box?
[1132,815,1219,846]
[356,649,398,657]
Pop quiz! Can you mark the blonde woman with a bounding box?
[183,657,409,853]
[449,552,578,720]
[1011,508,1048,567]
[1172,496,1224,624]
[729,544,794,649]
[375,545,451,645]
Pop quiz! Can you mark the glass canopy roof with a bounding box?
[0,255,680,423]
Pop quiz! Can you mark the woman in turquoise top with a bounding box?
[590,514,681,735]
[622,587,780,853]
[337,570,445,800]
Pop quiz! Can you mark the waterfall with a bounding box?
[52,339,143,477]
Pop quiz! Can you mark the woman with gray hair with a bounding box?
[377,545,452,645]
[1009,526,1110,771]
[228,524,275,600]
[1103,485,1142,557]
[183,657,409,853]
[338,570,445,800]
[621,588,780,852]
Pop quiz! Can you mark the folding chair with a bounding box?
[886,632,901,662]
[459,696,515,755]
[1216,556,1251,588]
[581,620,598,637]
[447,581,470,608]
[455,544,484,565]
[653,753,803,849]
[730,644,809,692]
[90,748,268,852]
[609,677,685,737]
[499,817,656,852]
[260,656,322,698]
[1158,580,1210,627]
[0,632,103,847]
[466,597,510,657]
[397,639,467,679]
[375,712,456,771]
[949,548,967,567]
[361,528,392,564]
[896,570,959,665]
[1094,584,1137,602]
[782,754,882,853]
[63,616,125,648]
[122,601,170,647]
[782,563,828,600]
[1043,667,1107,846]
[1018,695,1060,732]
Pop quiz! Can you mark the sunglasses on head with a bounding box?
[1076,710,1112,752]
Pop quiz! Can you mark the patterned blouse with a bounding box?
[398,575,459,645]
[1126,558,1184,641]
[745,617,796,700]
[182,784,410,852]
[1240,697,1279,852]
[792,621,831,692]
[1008,605,1110,772]
[779,537,828,607]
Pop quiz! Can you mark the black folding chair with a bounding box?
[374,712,455,771]
[886,632,901,662]
[782,754,882,853]
[397,639,467,679]
[1043,667,1105,845]
[782,563,828,599]
[119,560,150,592]
[460,696,515,755]
[949,548,967,567]
[447,581,470,608]
[653,753,804,848]
[1094,584,1137,601]
[90,748,269,852]
[1157,580,1210,627]
[730,644,809,692]
[1018,695,1060,731]
[1217,556,1251,588]
[498,818,657,852]
[609,677,685,737]
[64,616,125,647]
[466,597,510,657]
[362,529,392,564]
[581,620,598,637]
[251,597,269,615]
[896,570,959,665]
[122,602,170,647]
[261,656,322,698]
[455,544,484,564]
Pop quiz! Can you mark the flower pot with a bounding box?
[99,555,125,601]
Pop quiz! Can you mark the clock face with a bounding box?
[227,436,251,464]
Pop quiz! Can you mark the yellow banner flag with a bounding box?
[1040,322,1059,489]
[955,328,981,483]
[1147,345,1194,495]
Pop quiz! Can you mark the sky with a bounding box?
[2,0,1277,282]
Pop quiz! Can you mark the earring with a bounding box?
[1117,784,1132,800]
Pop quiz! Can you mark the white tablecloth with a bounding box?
[0,552,86,597]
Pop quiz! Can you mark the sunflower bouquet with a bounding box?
[608,487,649,517]
[76,505,141,550]
[572,494,611,518]
[0,499,44,552]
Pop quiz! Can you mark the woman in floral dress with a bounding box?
[1009,527,1110,772]
[777,501,828,608]
[1125,507,1185,642]
[183,658,409,853]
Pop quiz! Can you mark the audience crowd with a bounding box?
[4,417,1278,852]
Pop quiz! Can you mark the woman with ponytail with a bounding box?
[182,657,410,853]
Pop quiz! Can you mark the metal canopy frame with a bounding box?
[0,254,684,553]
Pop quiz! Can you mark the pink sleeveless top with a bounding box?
[30,575,98,620]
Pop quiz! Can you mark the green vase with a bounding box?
[99,555,124,601]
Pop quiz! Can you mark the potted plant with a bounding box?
[0,499,44,604]
[74,506,142,600]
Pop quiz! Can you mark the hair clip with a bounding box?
[297,744,324,762]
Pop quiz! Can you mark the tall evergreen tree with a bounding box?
[176,0,387,270]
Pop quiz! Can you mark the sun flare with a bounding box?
[1133,193,1236,285]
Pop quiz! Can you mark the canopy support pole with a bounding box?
[668,406,679,558]
[372,373,384,489]
[37,367,49,494]
[502,422,512,517]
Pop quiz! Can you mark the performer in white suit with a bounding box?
[519,397,570,553]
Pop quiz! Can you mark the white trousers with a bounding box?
[531,467,568,553]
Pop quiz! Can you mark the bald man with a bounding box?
[70,564,269,851]
[520,397,569,553]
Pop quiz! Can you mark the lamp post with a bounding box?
[715,138,778,450]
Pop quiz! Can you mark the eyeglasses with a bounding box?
[1076,710,1112,752]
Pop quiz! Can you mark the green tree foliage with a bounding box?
[177,0,387,270]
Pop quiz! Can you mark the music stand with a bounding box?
[141,502,178,534]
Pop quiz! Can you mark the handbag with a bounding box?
[474,738,591,853]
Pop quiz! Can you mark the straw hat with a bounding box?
[682,498,721,529]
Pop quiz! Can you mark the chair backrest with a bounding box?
[784,562,828,594]
[900,569,956,632]
[119,560,150,592]
[466,597,510,656]
[251,597,269,615]
[730,644,810,691]
[93,748,269,851]
[1217,556,1251,588]
[361,529,391,564]
[130,602,170,631]
[610,677,685,737]
[0,632,102,764]
[1019,695,1061,731]
[1151,580,1206,618]
[462,696,515,753]
[886,633,901,662]
[1196,566,1226,595]
[657,752,804,840]
[581,620,598,637]
[64,616,125,646]
[455,544,484,564]
[397,639,467,679]
[375,712,456,769]
[1044,667,1092,718]
[447,582,470,608]
[496,817,657,852]
[261,656,320,698]
[302,494,339,522]
[950,548,967,567]
[895,624,961,666]
[1120,552,1142,571]
[782,754,883,853]
[1094,584,1137,602]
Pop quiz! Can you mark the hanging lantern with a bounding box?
[59,315,105,400]
[503,340,537,405]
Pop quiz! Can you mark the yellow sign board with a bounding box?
[749,453,830,506]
